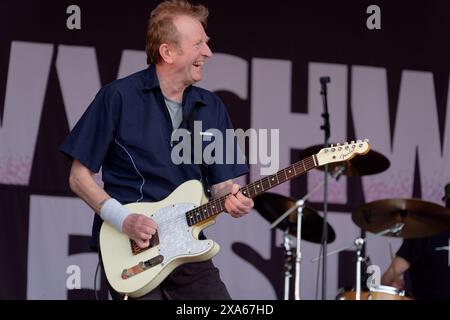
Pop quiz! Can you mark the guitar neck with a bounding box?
[186,155,318,226]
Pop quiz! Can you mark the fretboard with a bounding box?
[186,154,318,226]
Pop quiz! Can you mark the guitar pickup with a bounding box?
[121,255,164,280]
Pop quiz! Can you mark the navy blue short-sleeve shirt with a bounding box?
[60,65,248,247]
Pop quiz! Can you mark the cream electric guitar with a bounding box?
[100,140,370,297]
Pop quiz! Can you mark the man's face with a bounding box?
[171,15,212,86]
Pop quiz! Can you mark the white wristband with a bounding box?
[100,198,130,232]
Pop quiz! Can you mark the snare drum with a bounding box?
[336,285,412,300]
[368,285,411,300]
[335,287,369,300]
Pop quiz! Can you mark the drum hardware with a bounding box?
[254,144,394,300]
[335,197,450,300]
[312,223,405,300]
[282,228,293,300]
[254,168,342,300]
[336,285,411,300]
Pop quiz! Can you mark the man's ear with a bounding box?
[159,43,174,64]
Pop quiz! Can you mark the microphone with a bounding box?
[320,76,330,85]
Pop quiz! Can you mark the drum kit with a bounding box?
[253,144,450,300]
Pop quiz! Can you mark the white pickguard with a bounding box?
[151,203,210,264]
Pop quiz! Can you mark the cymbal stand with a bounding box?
[282,228,293,300]
[270,166,345,300]
[311,222,405,300]
[354,237,364,300]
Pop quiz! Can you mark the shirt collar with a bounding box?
[144,64,207,107]
[143,64,160,90]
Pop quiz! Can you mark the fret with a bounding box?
[187,212,193,226]
[310,157,316,170]
[215,200,222,215]
[293,163,300,174]
[241,187,249,198]
[201,208,207,220]
[276,172,282,184]
[271,175,277,186]
[286,166,294,178]
[210,202,217,215]
[218,199,225,212]
[259,179,265,192]
[262,177,270,191]
[189,211,195,225]
[303,159,309,171]
[193,212,198,224]
[255,182,261,195]
[296,162,304,174]
[251,183,257,197]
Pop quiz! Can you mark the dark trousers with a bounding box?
[108,260,232,300]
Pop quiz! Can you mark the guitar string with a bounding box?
[144,157,317,226]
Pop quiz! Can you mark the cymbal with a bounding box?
[253,192,336,243]
[298,144,390,176]
[352,198,450,238]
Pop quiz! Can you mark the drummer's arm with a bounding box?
[381,256,410,289]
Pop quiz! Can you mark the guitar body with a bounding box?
[99,180,218,298]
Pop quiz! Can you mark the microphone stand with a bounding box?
[319,76,331,299]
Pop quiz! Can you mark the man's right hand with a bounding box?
[122,214,157,249]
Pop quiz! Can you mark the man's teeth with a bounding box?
[194,61,204,67]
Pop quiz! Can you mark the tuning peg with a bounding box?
[364,138,369,143]
[357,139,362,143]
[351,140,355,144]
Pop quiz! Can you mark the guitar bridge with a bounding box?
[130,231,160,255]
[121,255,164,280]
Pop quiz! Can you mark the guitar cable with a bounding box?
[94,260,129,300]
[94,260,100,300]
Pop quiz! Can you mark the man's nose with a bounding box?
[202,43,213,58]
